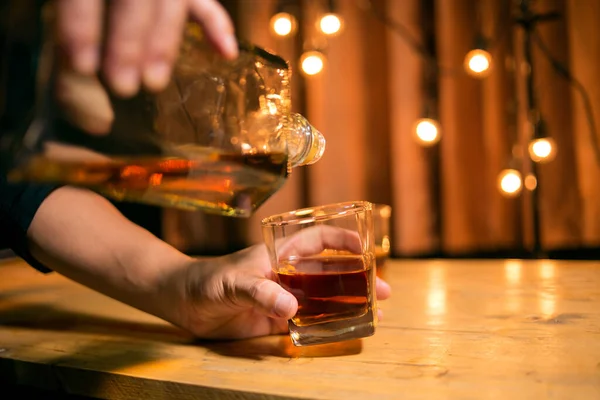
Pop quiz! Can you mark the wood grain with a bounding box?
[1,258,599,399]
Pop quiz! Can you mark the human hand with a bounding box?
[55,0,238,98]
[164,226,392,339]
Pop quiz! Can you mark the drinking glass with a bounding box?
[262,201,377,346]
[373,204,392,277]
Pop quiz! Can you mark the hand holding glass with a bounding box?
[262,201,377,346]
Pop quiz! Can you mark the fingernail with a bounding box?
[74,47,98,74]
[144,61,171,92]
[113,66,139,97]
[222,35,239,59]
[273,292,295,318]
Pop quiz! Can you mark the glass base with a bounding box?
[288,310,376,347]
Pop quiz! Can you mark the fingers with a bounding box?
[277,225,363,259]
[314,225,362,254]
[375,277,392,300]
[236,277,298,320]
[142,0,188,92]
[55,0,103,74]
[103,0,156,97]
[55,70,114,135]
[269,317,289,335]
[189,0,238,59]
[56,0,238,100]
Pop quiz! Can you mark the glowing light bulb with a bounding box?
[319,13,343,35]
[528,137,557,163]
[498,168,523,197]
[300,51,325,76]
[464,49,492,78]
[270,12,297,37]
[524,174,537,191]
[413,118,441,146]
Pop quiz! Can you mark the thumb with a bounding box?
[236,277,298,319]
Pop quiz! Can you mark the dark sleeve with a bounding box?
[0,176,59,273]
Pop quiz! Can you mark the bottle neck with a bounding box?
[286,113,326,168]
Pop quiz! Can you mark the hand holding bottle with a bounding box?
[55,0,239,98]
[5,4,325,216]
[52,0,239,136]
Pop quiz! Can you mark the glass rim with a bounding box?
[261,201,372,227]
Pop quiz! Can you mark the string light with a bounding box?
[464,48,492,77]
[318,0,343,36]
[319,13,343,36]
[524,174,538,191]
[532,30,600,168]
[497,168,523,197]
[270,12,297,37]
[300,51,325,76]
[528,137,557,163]
[464,36,492,78]
[413,118,441,146]
[359,0,600,259]
[526,112,557,163]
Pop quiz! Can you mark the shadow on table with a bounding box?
[0,303,361,398]
[0,303,194,343]
[0,310,166,399]
[200,335,363,360]
[0,303,198,398]
[1,302,363,358]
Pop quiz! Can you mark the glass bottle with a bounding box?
[0,2,325,217]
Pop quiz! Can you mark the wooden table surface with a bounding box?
[0,257,599,399]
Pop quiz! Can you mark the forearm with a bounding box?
[27,186,191,323]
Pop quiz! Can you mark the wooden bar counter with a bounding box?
[1,257,599,399]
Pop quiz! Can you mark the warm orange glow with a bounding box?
[497,168,522,197]
[464,49,492,78]
[300,51,325,76]
[319,13,343,35]
[528,137,557,163]
[504,260,522,286]
[426,263,447,326]
[270,12,297,37]
[524,174,537,191]
[504,259,523,313]
[120,165,147,179]
[538,260,557,317]
[149,173,163,186]
[413,118,441,146]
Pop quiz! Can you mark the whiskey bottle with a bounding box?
[0,2,325,217]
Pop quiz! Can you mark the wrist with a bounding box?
[122,245,194,324]
[157,259,193,330]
